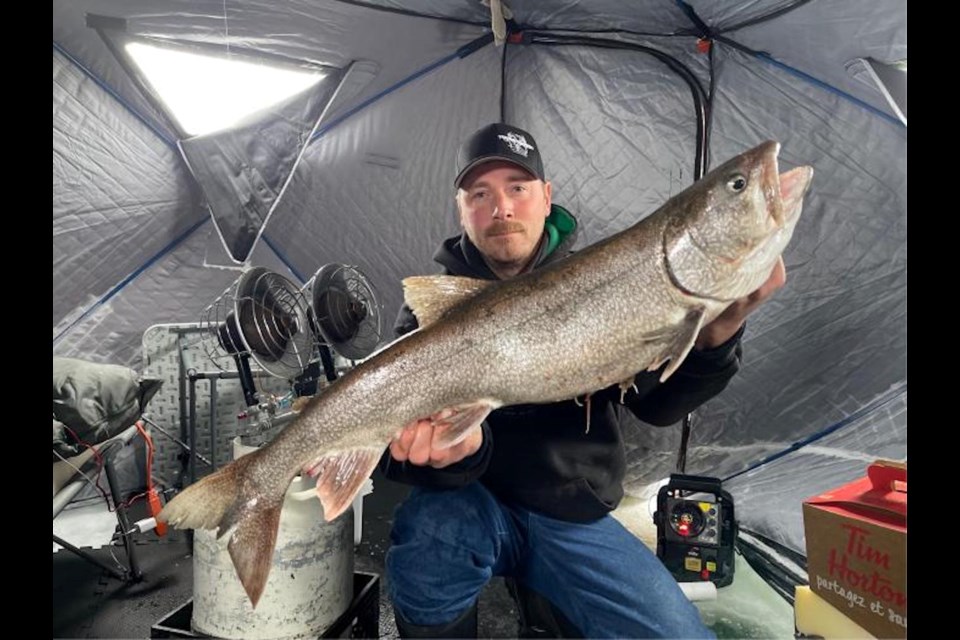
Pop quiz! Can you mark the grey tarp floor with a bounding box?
[53,470,795,638]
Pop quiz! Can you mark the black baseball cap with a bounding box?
[454,123,545,189]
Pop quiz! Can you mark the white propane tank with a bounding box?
[191,438,354,639]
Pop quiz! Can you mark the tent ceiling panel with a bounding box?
[54,49,206,329]
[716,0,906,124]
[503,41,707,248]
[52,223,299,368]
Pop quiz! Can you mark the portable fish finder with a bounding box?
[654,474,737,587]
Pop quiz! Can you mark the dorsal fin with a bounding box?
[401,275,492,327]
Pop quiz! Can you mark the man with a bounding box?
[379,123,785,638]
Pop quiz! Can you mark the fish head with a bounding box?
[663,141,813,301]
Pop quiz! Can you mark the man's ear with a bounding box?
[455,191,466,227]
[543,181,552,216]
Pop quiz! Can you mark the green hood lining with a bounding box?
[544,204,577,258]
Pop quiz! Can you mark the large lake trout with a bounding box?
[160,140,813,607]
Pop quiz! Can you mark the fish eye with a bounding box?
[727,174,747,193]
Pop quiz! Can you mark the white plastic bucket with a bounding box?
[190,438,354,639]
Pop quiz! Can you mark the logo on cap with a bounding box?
[498,132,534,158]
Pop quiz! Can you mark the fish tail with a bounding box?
[158,450,284,608]
[224,495,283,609]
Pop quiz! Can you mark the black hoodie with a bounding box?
[379,205,743,522]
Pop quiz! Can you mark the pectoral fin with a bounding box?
[402,275,492,327]
[304,447,382,522]
[645,307,706,383]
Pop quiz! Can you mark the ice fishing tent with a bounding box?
[53,0,906,630]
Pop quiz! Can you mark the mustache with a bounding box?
[485,221,526,237]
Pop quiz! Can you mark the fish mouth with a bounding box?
[778,165,814,226]
[756,141,785,226]
[757,141,814,228]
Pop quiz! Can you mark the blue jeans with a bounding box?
[386,483,714,639]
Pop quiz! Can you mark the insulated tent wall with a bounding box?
[52,0,906,568]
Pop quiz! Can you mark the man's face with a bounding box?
[456,161,552,274]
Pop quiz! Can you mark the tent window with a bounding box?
[125,42,326,137]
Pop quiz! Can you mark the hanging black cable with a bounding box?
[520,31,710,181]
[704,38,716,174]
[677,413,691,473]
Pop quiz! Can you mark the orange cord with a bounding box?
[135,421,167,536]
